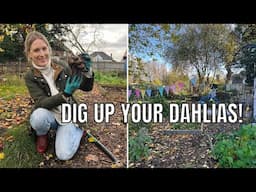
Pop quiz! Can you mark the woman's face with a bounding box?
[28,39,50,67]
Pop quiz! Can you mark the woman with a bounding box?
[24,31,94,160]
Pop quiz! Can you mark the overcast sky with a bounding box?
[97,24,127,61]
[68,24,128,62]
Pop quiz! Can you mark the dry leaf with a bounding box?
[0,152,5,160]
[114,148,120,154]
[111,161,123,168]
[5,135,14,142]
[44,153,53,160]
[85,154,99,162]
[112,122,121,126]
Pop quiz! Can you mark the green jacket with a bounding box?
[24,62,94,112]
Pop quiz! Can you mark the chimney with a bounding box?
[110,53,112,59]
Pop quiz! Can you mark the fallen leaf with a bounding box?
[85,154,99,162]
[5,135,14,142]
[114,148,120,154]
[0,152,5,160]
[112,122,121,126]
[111,161,123,168]
[44,153,53,160]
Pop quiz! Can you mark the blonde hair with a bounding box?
[24,31,52,62]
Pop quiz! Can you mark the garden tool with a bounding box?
[84,131,119,163]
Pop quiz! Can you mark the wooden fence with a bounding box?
[92,61,126,72]
[0,60,126,75]
[0,62,28,75]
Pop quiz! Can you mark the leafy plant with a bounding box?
[213,124,256,168]
[129,120,152,133]
[129,127,152,162]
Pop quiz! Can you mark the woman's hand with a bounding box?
[79,53,92,72]
[63,75,83,96]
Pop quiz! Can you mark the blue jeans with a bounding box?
[30,108,84,161]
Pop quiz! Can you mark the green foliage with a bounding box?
[213,124,256,168]
[0,24,70,62]
[129,24,177,59]
[0,35,24,62]
[128,114,153,162]
[233,24,256,85]
[235,44,256,86]
[94,71,126,87]
[129,127,152,162]
[0,123,43,168]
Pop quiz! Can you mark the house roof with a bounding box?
[90,51,113,61]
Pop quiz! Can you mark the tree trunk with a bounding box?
[225,64,232,84]
[196,67,202,95]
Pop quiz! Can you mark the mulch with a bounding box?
[130,120,241,168]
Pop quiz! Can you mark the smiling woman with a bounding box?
[24,31,94,161]
[0,24,127,168]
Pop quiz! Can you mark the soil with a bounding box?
[130,119,242,168]
[40,84,127,168]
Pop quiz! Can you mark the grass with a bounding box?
[0,75,28,100]
[0,85,28,100]
[0,75,42,167]
[94,71,126,87]
[0,123,43,168]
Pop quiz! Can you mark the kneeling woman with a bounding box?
[24,31,94,160]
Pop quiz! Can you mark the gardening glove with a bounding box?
[63,75,83,97]
[79,53,92,72]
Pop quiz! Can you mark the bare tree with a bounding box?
[58,24,104,54]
